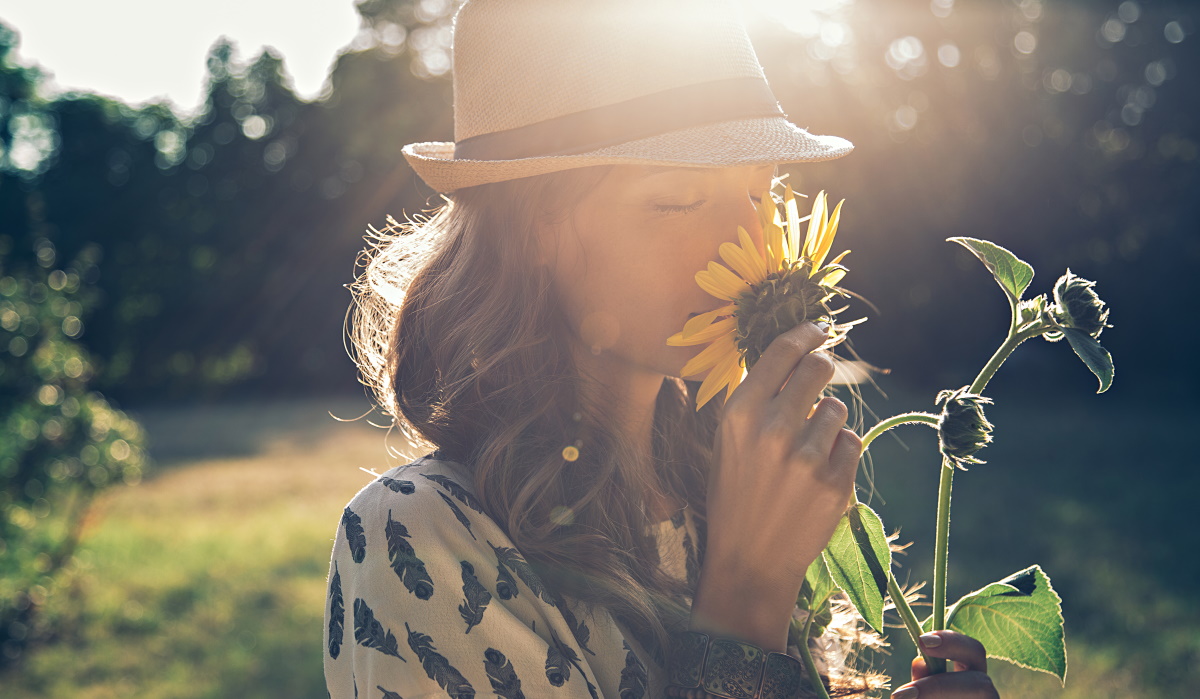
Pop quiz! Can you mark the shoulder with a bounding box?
[338,454,494,557]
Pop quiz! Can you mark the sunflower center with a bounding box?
[734,260,833,369]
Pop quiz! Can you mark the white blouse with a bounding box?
[322,454,705,699]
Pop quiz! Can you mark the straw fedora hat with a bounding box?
[402,0,853,193]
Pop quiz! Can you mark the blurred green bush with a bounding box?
[0,239,146,666]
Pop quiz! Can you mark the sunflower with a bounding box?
[667,186,857,409]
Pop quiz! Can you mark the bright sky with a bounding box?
[1,0,364,117]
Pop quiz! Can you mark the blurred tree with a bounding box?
[0,38,148,661]
[1,0,1196,407]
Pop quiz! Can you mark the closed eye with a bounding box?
[654,200,706,214]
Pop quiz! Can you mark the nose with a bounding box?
[719,188,768,258]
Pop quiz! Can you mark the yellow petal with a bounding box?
[722,358,747,402]
[695,268,739,301]
[680,334,737,378]
[784,184,801,261]
[695,353,738,410]
[702,261,749,298]
[675,303,736,341]
[812,198,843,270]
[804,191,827,261]
[737,226,768,279]
[677,316,737,346]
[766,223,787,272]
[757,190,776,240]
[828,249,851,266]
[823,268,847,286]
[719,237,766,286]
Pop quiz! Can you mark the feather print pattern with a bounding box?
[379,477,416,494]
[549,632,599,699]
[421,473,486,514]
[342,507,367,564]
[328,562,345,659]
[483,648,526,699]
[405,622,476,699]
[544,637,572,687]
[353,598,406,661]
[385,510,435,599]
[619,641,648,699]
[376,687,402,699]
[557,601,595,656]
[488,542,555,606]
[458,561,491,633]
[437,491,477,540]
[491,548,519,600]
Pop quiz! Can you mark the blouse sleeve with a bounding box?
[323,461,616,699]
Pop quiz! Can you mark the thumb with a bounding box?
[911,655,931,681]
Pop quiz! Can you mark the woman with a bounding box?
[325,1,1000,698]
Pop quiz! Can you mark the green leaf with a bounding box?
[922,566,1067,684]
[822,503,890,633]
[949,237,1035,304]
[1062,328,1114,393]
[801,552,837,610]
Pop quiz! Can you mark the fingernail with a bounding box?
[814,321,830,332]
[891,687,918,699]
[919,632,941,647]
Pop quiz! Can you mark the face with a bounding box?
[539,164,777,388]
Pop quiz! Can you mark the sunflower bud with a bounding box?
[1051,269,1110,339]
[935,386,994,469]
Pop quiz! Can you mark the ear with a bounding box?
[530,214,564,269]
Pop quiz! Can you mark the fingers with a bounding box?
[895,632,998,699]
[799,396,849,457]
[891,670,999,699]
[917,631,988,674]
[731,322,830,409]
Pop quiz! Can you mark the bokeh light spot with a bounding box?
[937,43,960,68]
[1164,21,1185,44]
[1101,18,1127,44]
[1014,31,1037,55]
[1117,2,1140,24]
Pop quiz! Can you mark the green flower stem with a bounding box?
[797,605,833,699]
[927,323,1047,675]
[928,456,955,675]
[887,570,934,668]
[861,412,940,449]
[969,326,1045,395]
[852,413,940,666]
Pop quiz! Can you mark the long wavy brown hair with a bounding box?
[346,166,885,696]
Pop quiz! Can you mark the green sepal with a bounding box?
[948,237,1035,309]
[822,503,891,633]
[921,565,1067,684]
[1062,328,1114,393]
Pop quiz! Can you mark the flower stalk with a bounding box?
[860,412,939,449]
[797,611,833,699]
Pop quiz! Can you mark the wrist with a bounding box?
[689,561,800,652]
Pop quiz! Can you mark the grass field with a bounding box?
[1,390,1195,697]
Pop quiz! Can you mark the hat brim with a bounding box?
[403,115,852,193]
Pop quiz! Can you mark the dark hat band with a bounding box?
[453,76,786,161]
